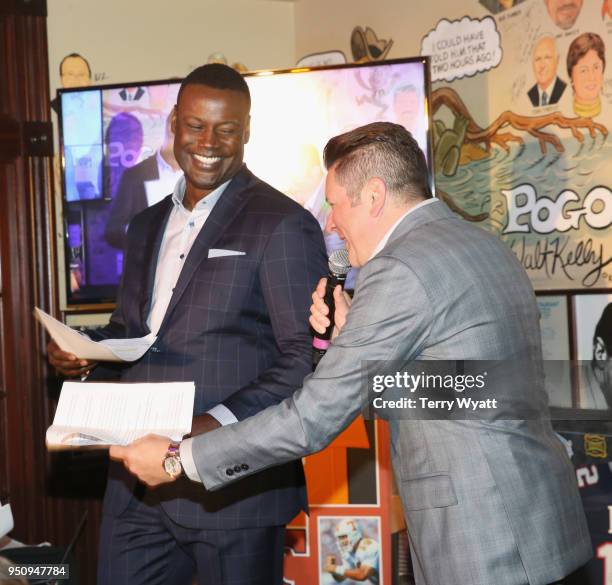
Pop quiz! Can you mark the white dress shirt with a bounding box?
[144,175,239,480]
[147,176,228,333]
[536,80,555,107]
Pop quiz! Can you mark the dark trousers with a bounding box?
[547,564,590,585]
[97,490,285,585]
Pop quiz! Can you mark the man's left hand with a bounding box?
[309,278,351,341]
[110,434,176,487]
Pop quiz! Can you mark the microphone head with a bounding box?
[328,248,351,276]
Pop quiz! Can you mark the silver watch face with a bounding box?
[163,455,182,477]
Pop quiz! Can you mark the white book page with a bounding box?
[46,381,195,449]
[45,425,119,449]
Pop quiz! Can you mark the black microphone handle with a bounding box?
[319,272,348,341]
[312,272,347,369]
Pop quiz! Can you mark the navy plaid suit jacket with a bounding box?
[90,165,327,529]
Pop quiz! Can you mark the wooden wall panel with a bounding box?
[0,253,6,501]
[0,2,103,582]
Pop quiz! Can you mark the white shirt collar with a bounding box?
[171,174,230,213]
[538,79,555,100]
[370,198,437,260]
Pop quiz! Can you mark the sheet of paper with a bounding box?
[47,380,195,449]
[98,336,157,362]
[34,307,155,362]
[0,502,14,539]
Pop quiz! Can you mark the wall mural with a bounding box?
[295,10,611,291]
[422,4,612,584]
[294,24,394,69]
[422,4,611,291]
[351,26,394,63]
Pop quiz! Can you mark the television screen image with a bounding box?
[574,294,612,410]
[58,58,432,307]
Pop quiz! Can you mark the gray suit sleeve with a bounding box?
[192,253,433,490]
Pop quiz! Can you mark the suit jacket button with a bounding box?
[226,468,234,476]
[234,465,242,473]
[241,464,249,471]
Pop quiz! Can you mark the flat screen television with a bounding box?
[57,57,433,308]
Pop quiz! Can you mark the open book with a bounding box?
[47,381,195,450]
[34,307,155,362]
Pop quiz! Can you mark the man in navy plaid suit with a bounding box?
[48,64,327,585]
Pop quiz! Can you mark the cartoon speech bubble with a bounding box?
[421,16,502,83]
[296,51,347,69]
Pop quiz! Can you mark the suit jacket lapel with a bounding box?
[156,166,256,335]
[551,77,565,103]
[139,196,173,331]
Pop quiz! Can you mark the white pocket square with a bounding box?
[208,249,246,258]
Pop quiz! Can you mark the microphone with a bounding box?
[312,248,351,369]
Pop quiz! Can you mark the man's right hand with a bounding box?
[309,277,352,341]
[47,340,96,378]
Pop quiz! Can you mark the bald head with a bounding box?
[532,36,559,90]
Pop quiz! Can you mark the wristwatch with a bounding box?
[162,441,183,479]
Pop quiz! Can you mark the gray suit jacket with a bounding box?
[192,200,591,585]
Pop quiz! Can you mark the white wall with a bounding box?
[47,0,296,90]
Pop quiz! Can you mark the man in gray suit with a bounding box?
[113,122,592,585]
